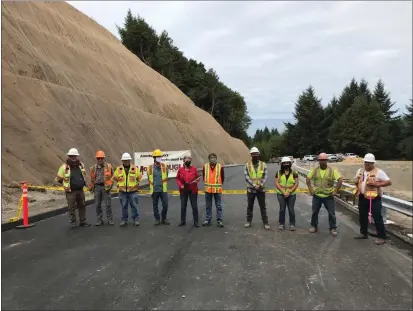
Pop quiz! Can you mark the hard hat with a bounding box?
[121,152,132,161]
[67,148,80,156]
[96,150,105,158]
[250,147,260,154]
[152,149,163,157]
[281,156,291,163]
[363,153,376,163]
[318,152,328,160]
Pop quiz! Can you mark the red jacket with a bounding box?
[176,166,200,194]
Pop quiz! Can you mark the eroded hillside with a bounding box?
[1,1,249,186]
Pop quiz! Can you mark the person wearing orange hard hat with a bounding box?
[306,152,343,236]
[89,150,115,226]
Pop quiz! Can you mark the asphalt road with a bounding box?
[2,164,412,310]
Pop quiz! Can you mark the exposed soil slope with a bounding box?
[1,1,249,186]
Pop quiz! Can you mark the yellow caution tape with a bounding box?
[24,184,356,195]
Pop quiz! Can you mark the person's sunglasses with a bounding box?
[96,157,104,160]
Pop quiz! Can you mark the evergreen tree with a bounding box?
[373,79,398,120]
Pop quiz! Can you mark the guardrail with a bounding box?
[293,162,413,217]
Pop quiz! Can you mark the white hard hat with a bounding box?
[121,152,132,161]
[363,153,376,163]
[281,156,291,163]
[250,147,260,154]
[67,148,80,156]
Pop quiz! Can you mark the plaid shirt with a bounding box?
[244,162,267,193]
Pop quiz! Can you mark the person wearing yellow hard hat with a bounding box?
[353,153,391,245]
[275,156,299,231]
[112,152,142,227]
[244,147,270,230]
[89,150,115,226]
[306,152,342,236]
[55,148,90,229]
[147,149,170,225]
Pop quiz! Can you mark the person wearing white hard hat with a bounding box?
[353,153,391,245]
[244,147,270,230]
[112,152,142,227]
[275,157,299,231]
[306,152,342,236]
[55,148,90,229]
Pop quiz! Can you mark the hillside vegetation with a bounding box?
[1,1,249,186]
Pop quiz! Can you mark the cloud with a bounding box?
[68,1,412,135]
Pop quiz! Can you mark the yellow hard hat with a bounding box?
[152,149,163,157]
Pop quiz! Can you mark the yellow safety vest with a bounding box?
[148,163,168,193]
[311,167,335,197]
[246,161,266,188]
[204,163,223,193]
[55,162,87,192]
[113,164,141,192]
[276,170,297,195]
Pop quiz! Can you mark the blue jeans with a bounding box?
[205,192,222,223]
[119,192,139,221]
[152,192,168,221]
[277,194,296,226]
[311,195,337,229]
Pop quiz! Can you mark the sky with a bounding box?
[68,1,412,136]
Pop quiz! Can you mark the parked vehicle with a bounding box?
[327,154,338,162]
[345,153,358,158]
[335,153,344,161]
[303,155,316,161]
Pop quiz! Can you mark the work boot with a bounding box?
[120,220,127,227]
[354,234,368,239]
[194,222,199,228]
[217,220,224,228]
[161,219,170,225]
[178,222,186,226]
[95,220,104,226]
[202,221,211,227]
[244,222,251,228]
[278,224,285,230]
[79,222,91,227]
[330,229,338,236]
[134,220,140,226]
[264,224,271,230]
[70,222,77,229]
[154,220,161,226]
[290,225,296,231]
[309,227,317,233]
[108,219,115,226]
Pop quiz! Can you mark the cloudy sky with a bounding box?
[68,1,412,136]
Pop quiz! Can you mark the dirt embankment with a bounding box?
[298,160,412,201]
[1,1,250,218]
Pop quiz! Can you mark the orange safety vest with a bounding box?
[357,167,383,198]
[89,163,113,191]
[204,163,223,193]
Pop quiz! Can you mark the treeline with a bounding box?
[117,10,251,140]
[249,78,413,161]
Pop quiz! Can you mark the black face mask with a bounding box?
[185,161,191,166]
[282,164,291,170]
[252,156,259,162]
[67,158,80,166]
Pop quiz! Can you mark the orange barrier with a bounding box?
[16,182,35,229]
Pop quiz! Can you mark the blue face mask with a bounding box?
[209,158,217,164]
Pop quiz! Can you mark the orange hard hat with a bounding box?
[318,152,328,160]
[96,150,105,158]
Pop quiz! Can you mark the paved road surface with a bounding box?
[2,164,412,310]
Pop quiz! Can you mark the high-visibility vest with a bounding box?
[113,164,141,192]
[89,163,113,191]
[204,163,223,193]
[276,170,297,195]
[148,163,168,193]
[55,162,87,192]
[357,167,383,198]
[246,161,266,188]
[311,167,335,196]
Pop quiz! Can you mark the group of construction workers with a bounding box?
[55,146,391,245]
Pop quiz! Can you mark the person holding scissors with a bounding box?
[176,155,201,227]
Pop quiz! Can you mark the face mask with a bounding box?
[252,156,259,162]
[282,164,291,170]
[155,158,162,163]
[185,161,191,166]
[209,158,217,164]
